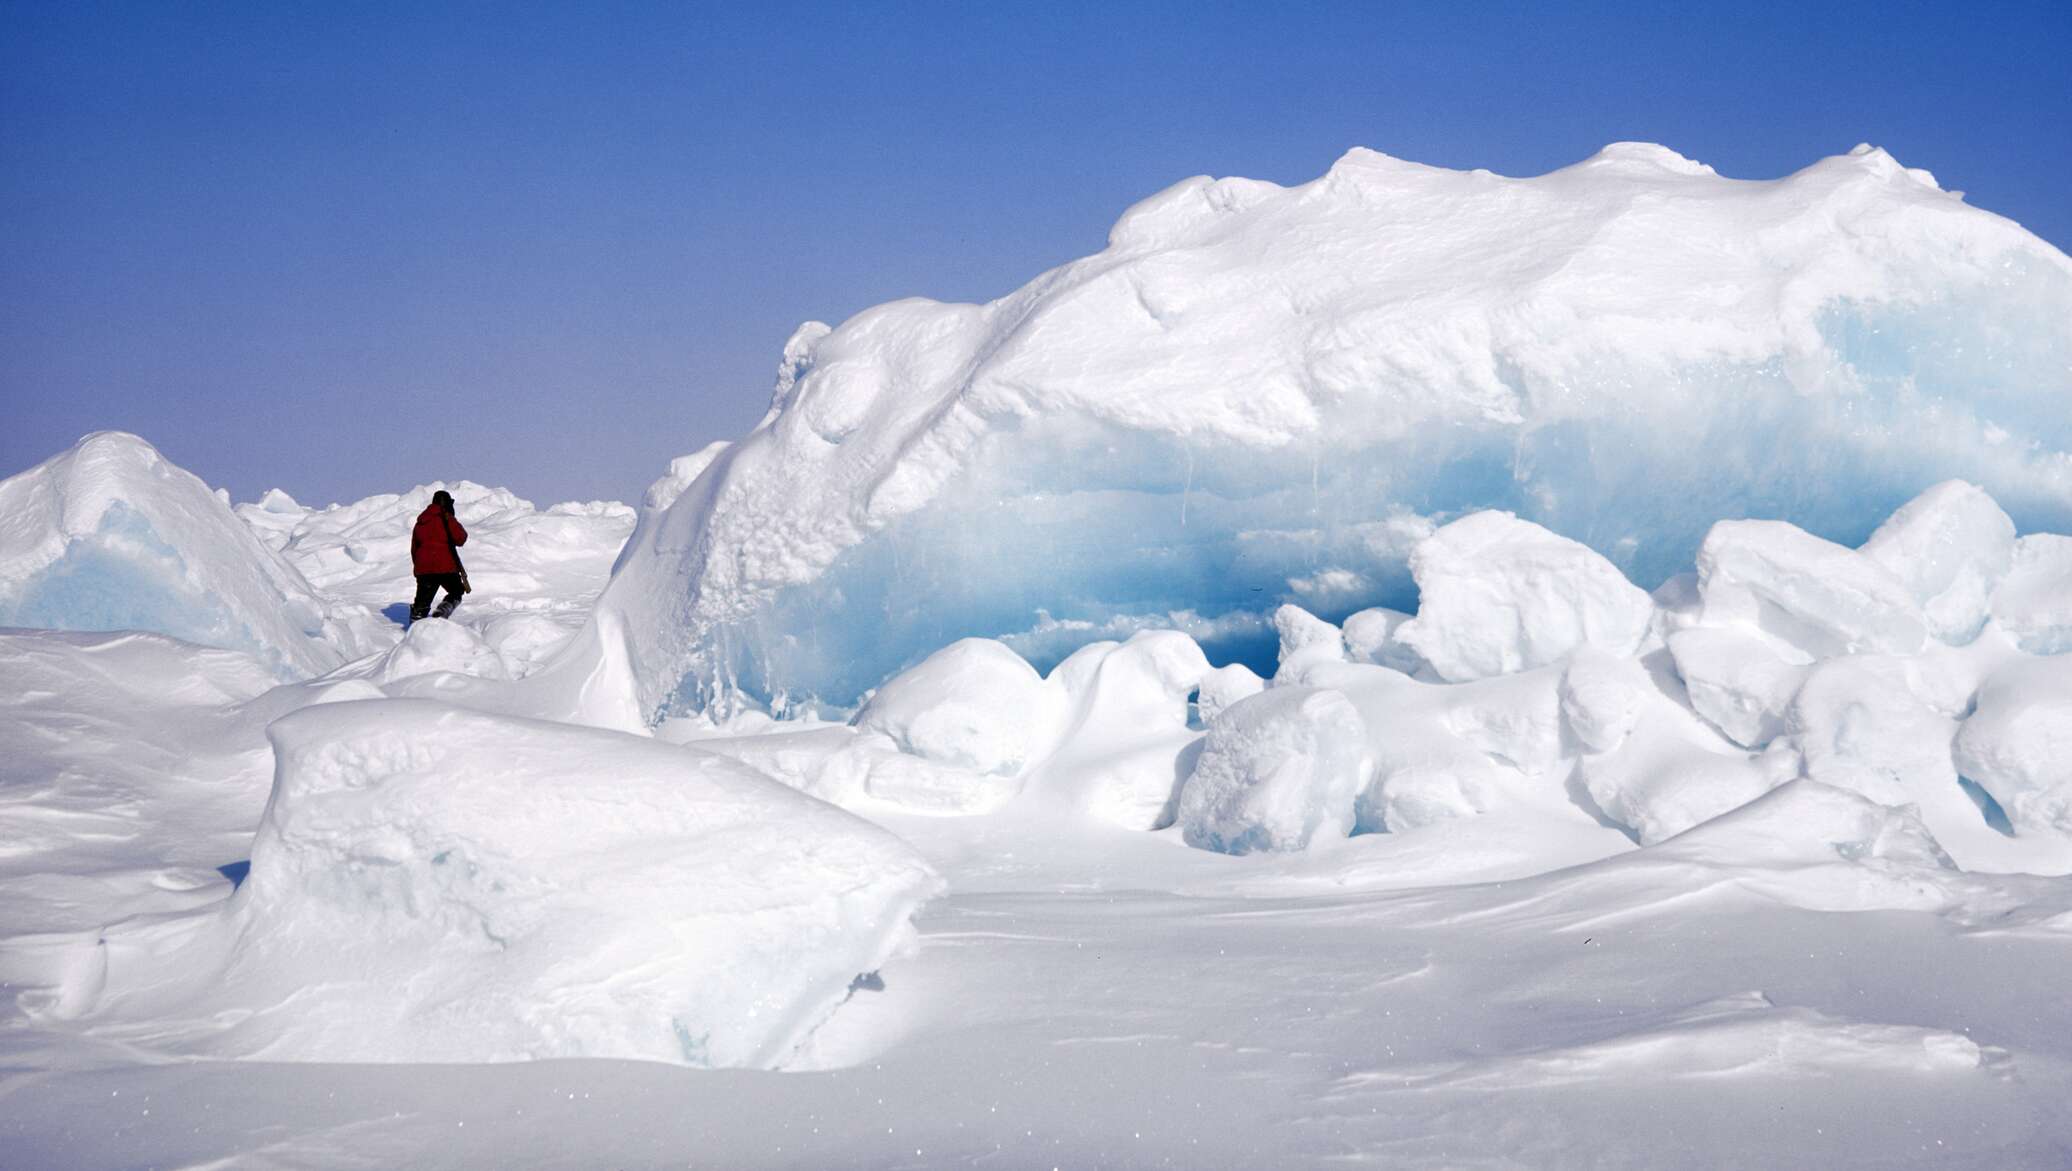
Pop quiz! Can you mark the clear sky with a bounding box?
[5,0,2068,507]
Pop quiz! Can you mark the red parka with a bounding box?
[410,503,468,576]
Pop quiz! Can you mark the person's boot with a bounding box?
[432,595,461,619]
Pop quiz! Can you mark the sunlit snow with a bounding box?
[3,145,2072,1168]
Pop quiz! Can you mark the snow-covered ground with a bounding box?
[5,144,2072,1168]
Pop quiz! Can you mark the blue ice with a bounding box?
[675,267,2072,714]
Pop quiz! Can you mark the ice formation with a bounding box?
[238,479,634,614]
[1176,686,1371,854]
[779,479,2070,873]
[680,630,1211,829]
[6,143,2072,1166]
[1993,534,2072,654]
[0,433,368,678]
[1954,656,2072,838]
[854,638,1063,775]
[1394,511,1654,682]
[1151,481,2072,866]
[46,699,943,1067]
[595,142,2072,715]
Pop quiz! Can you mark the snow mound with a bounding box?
[855,638,1062,775]
[1176,686,1371,854]
[53,700,943,1067]
[594,143,2072,714]
[1024,630,1211,829]
[1651,779,1953,874]
[0,433,359,678]
[690,631,1210,828]
[371,617,510,684]
[1405,991,1986,1088]
[1396,511,1654,682]
[1955,657,2072,839]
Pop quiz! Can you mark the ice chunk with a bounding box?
[1176,687,1371,854]
[0,433,354,678]
[1696,520,1928,658]
[1785,652,2028,869]
[1559,648,1654,754]
[594,143,2072,716]
[1271,603,1346,684]
[57,699,943,1067]
[1196,662,1266,724]
[1954,657,2072,838]
[1666,627,1810,748]
[1859,480,2015,644]
[854,638,1063,776]
[1308,663,1567,834]
[1578,690,1800,846]
[1025,630,1211,829]
[1396,512,1654,683]
[1991,535,2072,655]
[1341,606,1427,675]
[1789,656,1968,802]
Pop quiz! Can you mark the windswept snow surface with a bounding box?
[27,700,942,1068]
[600,142,2072,715]
[7,140,2072,1166]
[5,473,2072,1164]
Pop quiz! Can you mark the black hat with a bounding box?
[431,489,455,508]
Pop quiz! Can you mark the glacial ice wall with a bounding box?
[602,143,2072,715]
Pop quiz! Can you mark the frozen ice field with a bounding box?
[3,143,2072,1168]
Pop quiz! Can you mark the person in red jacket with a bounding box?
[408,489,471,622]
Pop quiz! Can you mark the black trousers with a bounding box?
[410,573,466,622]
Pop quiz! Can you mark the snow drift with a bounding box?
[0,432,367,678]
[597,142,2072,715]
[45,700,943,1067]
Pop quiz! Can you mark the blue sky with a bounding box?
[5,1,2068,506]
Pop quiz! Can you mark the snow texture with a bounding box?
[594,142,2072,715]
[854,638,1062,775]
[1993,534,2072,655]
[43,700,942,1067]
[1177,686,1371,853]
[1955,656,2072,838]
[8,440,2072,1165]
